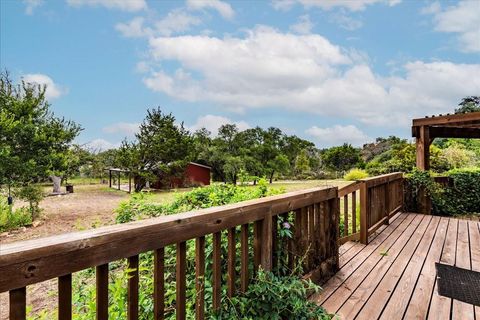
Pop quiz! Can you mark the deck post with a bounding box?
[109,170,112,188]
[415,125,432,214]
[360,181,368,244]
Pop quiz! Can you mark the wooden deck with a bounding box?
[311,212,480,320]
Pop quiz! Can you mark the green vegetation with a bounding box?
[405,168,480,215]
[27,182,333,320]
[344,168,369,181]
[215,269,332,319]
[0,198,32,232]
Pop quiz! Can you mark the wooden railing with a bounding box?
[359,172,403,244]
[0,187,339,320]
[337,172,404,245]
[337,182,361,245]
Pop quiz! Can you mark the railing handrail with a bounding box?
[0,187,337,293]
[338,181,361,197]
[360,172,403,188]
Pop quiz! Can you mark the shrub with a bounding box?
[344,168,369,181]
[214,269,333,319]
[16,185,44,220]
[404,168,480,215]
[0,198,32,232]
[116,178,284,223]
[435,168,480,215]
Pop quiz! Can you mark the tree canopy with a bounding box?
[0,72,82,189]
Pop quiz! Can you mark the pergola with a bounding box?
[412,112,480,170]
[106,168,132,193]
[412,111,480,212]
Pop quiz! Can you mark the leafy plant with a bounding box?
[344,168,369,181]
[214,269,333,320]
[0,197,32,232]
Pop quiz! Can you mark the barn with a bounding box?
[107,162,210,192]
[152,162,211,189]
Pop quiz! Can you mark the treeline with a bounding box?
[77,106,480,192]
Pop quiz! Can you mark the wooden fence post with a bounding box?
[360,181,368,245]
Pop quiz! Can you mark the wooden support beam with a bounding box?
[416,125,430,171]
[429,126,480,139]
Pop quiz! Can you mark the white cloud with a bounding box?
[329,10,363,30]
[22,74,66,100]
[67,0,147,12]
[85,139,119,151]
[115,17,153,38]
[186,0,234,19]
[155,9,202,36]
[272,0,401,12]
[103,122,140,136]
[116,10,202,38]
[423,0,480,53]
[23,0,43,15]
[290,15,314,34]
[188,115,250,135]
[142,27,480,126]
[306,124,371,147]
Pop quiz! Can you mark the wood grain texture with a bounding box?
[96,264,109,320]
[154,248,165,320]
[9,287,26,320]
[127,255,139,320]
[58,274,72,320]
[194,238,205,320]
[176,242,187,320]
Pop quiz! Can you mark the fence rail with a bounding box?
[1,187,340,320]
[337,173,404,245]
[337,181,361,245]
[360,172,403,244]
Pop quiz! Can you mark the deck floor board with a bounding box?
[313,213,478,320]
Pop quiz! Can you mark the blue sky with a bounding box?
[1,0,479,150]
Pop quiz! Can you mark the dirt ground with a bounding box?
[1,185,129,244]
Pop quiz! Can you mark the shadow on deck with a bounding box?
[311,212,480,320]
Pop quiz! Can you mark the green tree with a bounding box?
[322,144,362,172]
[0,72,82,196]
[294,149,311,177]
[117,108,193,191]
[455,96,480,114]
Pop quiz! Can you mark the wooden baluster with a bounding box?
[195,237,205,320]
[9,287,26,320]
[352,191,357,234]
[128,255,139,320]
[272,215,278,272]
[308,205,315,270]
[343,195,349,237]
[96,264,109,320]
[385,182,390,224]
[227,227,236,297]
[360,181,369,244]
[154,248,165,320]
[314,203,321,266]
[294,209,303,269]
[301,206,308,270]
[253,220,263,273]
[240,224,249,292]
[212,232,222,311]
[176,242,186,320]
[261,214,273,271]
[58,274,72,320]
[319,202,326,261]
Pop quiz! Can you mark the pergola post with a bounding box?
[415,125,432,214]
[415,126,430,170]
